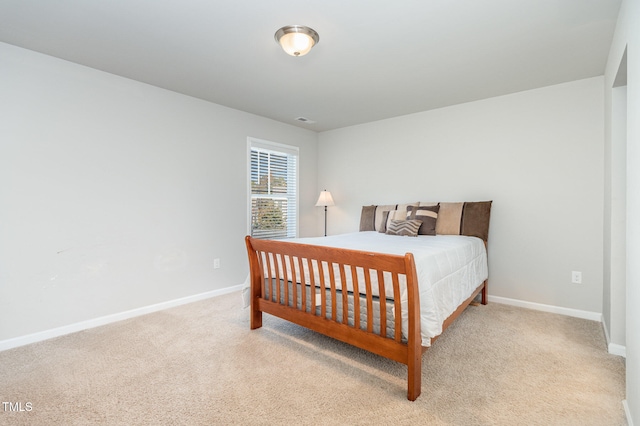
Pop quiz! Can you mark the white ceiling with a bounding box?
[0,0,622,132]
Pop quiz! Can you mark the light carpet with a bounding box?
[0,291,626,425]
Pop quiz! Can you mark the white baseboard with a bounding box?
[608,342,627,358]
[0,284,243,352]
[488,295,602,321]
[601,317,627,358]
[623,400,634,426]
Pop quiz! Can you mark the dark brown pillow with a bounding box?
[461,201,492,241]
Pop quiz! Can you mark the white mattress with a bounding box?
[263,231,488,346]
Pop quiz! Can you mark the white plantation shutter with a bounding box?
[249,139,298,239]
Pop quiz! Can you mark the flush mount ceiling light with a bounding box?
[275,25,319,57]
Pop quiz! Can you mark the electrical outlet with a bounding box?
[571,271,582,284]
[214,258,221,269]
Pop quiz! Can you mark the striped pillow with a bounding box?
[386,219,422,237]
[406,205,439,235]
[374,204,397,232]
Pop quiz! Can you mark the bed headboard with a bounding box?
[359,201,492,242]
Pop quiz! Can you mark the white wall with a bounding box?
[0,42,318,342]
[318,77,605,314]
[604,81,627,351]
[606,0,640,422]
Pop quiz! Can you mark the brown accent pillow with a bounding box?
[407,205,439,235]
[461,201,492,241]
[359,205,376,231]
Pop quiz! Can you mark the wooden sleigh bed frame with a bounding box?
[245,201,491,401]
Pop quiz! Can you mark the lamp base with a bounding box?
[323,206,328,237]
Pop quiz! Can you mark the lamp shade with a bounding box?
[315,190,335,207]
[275,25,319,57]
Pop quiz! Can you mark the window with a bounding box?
[248,138,298,239]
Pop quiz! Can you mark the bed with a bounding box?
[245,200,491,401]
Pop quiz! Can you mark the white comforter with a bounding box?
[252,231,488,346]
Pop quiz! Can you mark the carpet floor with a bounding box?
[0,291,627,425]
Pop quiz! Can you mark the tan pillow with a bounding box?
[436,202,464,235]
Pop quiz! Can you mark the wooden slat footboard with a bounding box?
[245,235,486,401]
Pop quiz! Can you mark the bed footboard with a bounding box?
[245,235,423,400]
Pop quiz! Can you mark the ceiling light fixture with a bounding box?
[275,25,319,57]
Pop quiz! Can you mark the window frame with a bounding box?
[247,137,299,239]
